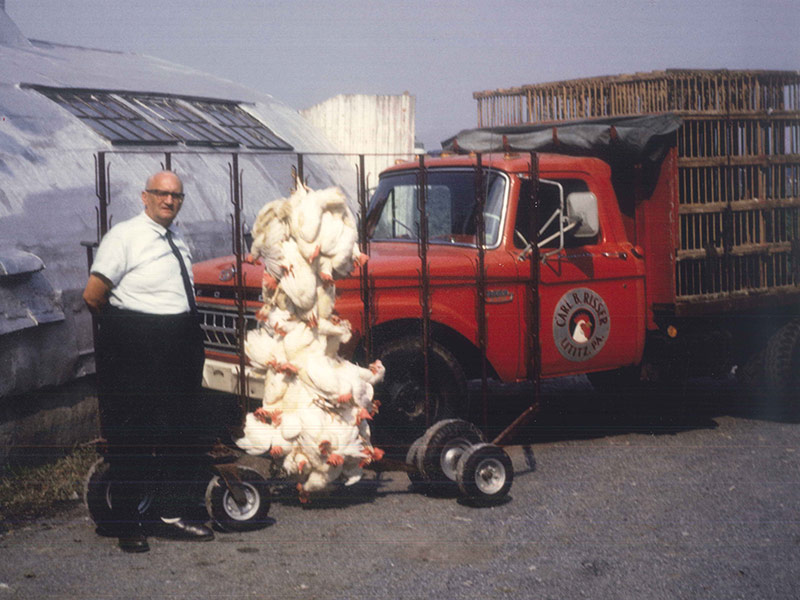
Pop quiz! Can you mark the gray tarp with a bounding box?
[441,114,682,164]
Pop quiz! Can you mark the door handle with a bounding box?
[601,251,628,260]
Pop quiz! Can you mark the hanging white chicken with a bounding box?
[237,178,382,503]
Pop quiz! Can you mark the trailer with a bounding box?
[84,70,800,530]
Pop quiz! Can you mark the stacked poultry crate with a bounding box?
[473,69,800,304]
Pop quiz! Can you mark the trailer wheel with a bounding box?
[456,443,514,504]
[764,318,800,406]
[405,436,426,487]
[85,459,116,533]
[205,466,271,532]
[419,419,485,491]
[84,458,153,534]
[372,337,466,447]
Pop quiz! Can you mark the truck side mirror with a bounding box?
[566,192,599,238]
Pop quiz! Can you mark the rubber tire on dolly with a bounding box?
[405,436,427,487]
[419,419,485,492]
[456,443,514,504]
[205,465,271,532]
[85,458,153,534]
[85,458,116,533]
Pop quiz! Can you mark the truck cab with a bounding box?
[193,152,647,443]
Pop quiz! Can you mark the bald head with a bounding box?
[142,171,184,228]
[146,170,182,191]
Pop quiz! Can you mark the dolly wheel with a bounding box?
[85,459,116,533]
[205,466,271,532]
[419,419,485,492]
[405,436,427,488]
[456,443,513,504]
[84,458,153,534]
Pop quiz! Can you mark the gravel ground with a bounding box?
[1,376,798,600]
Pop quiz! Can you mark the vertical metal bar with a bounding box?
[723,72,735,295]
[493,152,541,446]
[229,153,248,422]
[357,154,373,363]
[473,154,489,428]
[90,151,111,397]
[296,153,305,186]
[95,152,110,237]
[527,152,542,395]
[416,154,432,427]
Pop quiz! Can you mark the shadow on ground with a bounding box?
[473,374,798,446]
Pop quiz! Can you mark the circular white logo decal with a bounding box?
[553,288,610,361]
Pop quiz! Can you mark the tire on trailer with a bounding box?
[372,336,467,448]
[84,458,153,534]
[763,318,800,408]
[85,458,115,533]
[456,443,514,505]
[405,436,427,487]
[205,465,272,532]
[419,419,485,492]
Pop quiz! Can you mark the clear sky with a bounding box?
[6,0,799,150]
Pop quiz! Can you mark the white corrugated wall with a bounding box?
[301,93,416,190]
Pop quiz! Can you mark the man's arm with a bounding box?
[83,273,113,314]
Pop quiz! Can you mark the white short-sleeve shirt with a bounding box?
[91,212,194,315]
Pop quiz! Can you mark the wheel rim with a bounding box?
[392,380,426,419]
[222,483,261,521]
[440,437,473,481]
[472,456,506,495]
[101,479,152,515]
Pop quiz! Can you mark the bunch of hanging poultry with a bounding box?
[235,180,385,503]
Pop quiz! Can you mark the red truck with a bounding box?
[194,71,800,445]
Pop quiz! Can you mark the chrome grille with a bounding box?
[198,303,258,355]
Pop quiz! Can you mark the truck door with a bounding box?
[515,177,646,378]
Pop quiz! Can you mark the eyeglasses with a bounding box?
[146,189,185,201]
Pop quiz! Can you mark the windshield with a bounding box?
[368,169,507,247]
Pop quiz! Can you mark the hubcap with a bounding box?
[474,457,506,494]
[223,483,260,520]
[440,437,473,481]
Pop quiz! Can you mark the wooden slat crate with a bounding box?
[474,70,800,305]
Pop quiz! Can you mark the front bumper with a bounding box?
[202,357,265,400]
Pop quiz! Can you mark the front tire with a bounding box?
[405,436,427,488]
[372,336,467,448]
[205,466,272,532]
[456,443,514,504]
[84,458,153,534]
[85,459,115,533]
[418,419,485,492]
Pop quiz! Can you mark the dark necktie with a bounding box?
[165,229,197,314]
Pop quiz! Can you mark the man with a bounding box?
[83,170,214,553]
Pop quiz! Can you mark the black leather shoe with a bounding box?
[118,534,150,553]
[152,519,214,541]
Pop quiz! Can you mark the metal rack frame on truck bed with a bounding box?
[472,69,800,315]
[83,147,530,520]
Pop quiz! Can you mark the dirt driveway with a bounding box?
[1,377,798,600]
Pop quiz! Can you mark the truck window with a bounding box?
[368,170,507,247]
[514,178,592,248]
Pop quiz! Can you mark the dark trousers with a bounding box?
[96,307,208,530]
